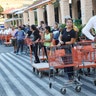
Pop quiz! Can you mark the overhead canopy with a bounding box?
[25,0,51,11]
[15,10,24,14]
[9,9,19,14]
[14,6,28,14]
[5,18,22,22]
[2,8,16,14]
[2,6,28,15]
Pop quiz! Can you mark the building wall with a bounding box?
[2,0,96,26]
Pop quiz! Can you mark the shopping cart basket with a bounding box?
[76,41,96,85]
[47,45,82,94]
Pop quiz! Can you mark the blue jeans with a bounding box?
[17,39,24,53]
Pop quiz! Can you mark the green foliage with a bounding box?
[54,1,59,8]
[0,5,3,13]
[76,24,85,41]
[59,24,66,29]
[73,19,85,38]
[73,19,82,25]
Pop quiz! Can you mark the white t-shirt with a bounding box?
[9,29,18,37]
[82,16,96,40]
[0,30,4,34]
[4,28,11,35]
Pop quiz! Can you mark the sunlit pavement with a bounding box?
[0,45,96,96]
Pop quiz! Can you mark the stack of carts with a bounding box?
[0,33,5,44]
[24,38,33,57]
[30,40,96,95]
[75,40,96,85]
[4,34,12,46]
[0,34,11,46]
[0,33,12,46]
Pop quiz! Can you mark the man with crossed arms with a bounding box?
[82,16,96,41]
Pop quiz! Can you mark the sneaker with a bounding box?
[16,52,19,55]
[20,52,23,55]
[16,53,19,55]
[68,80,73,82]
[14,51,16,53]
[34,61,40,63]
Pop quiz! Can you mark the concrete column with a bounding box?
[37,7,44,26]
[59,7,62,23]
[72,0,78,19]
[12,14,14,18]
[13,20,15,26]
[18,20,21,26]
[81,0,93,25]
[15,20,18,27]
[28,9,35,26]
[46,3,55,26]
[21,19,23,26]
[4,14,7,19]
[23,12,28,25]
[18,14,21,26]
[18,19,21,26]
[60,0,70,23]
[9,22,11,27]
[92,0,96,15]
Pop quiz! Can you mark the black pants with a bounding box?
[43,46,48,59]
[63,48,74,80]
[31,43,40,63]
[17,40,24,53]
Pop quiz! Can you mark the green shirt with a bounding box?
[44,33,51,47]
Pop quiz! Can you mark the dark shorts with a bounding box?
[11,39,17,46]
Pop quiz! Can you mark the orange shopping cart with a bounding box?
[75,41,96,85]
[47,45,82,94]
[4,34,12,46]
[0,34,2,44]
[24,38,33,62]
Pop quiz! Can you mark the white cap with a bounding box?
[64,15,71,19]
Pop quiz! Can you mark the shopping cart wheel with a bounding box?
[38,72,42,78]
[94,80,96,86]
[75,85,81,92]
[36,70,39,75]
[60,87,66,94]
[49,82,52,89]
[78,75,81,81]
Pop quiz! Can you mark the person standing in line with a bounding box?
[30,25,41,63]
[59,18,76,81]
[10,26,18,53]
[15,26,25,55]
[43,26,53,59]
[39,21,46,33]
[82,16,96,41]
[52,22,60,45]
[38,21,46,57]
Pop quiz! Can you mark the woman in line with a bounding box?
[30,25,41,63]
[43,26,53,59]
[52,22,60,45]
[59,18,76,81]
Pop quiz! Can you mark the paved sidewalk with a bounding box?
[0,45,96,96]
[0,45,13,53]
